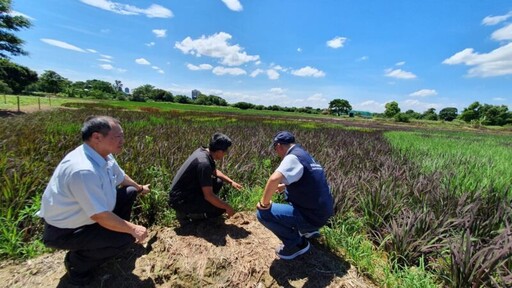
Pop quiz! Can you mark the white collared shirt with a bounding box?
[37,144,125,228]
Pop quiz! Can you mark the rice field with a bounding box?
[1,107,510,287]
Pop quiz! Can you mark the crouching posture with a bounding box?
[168,133,242,221]
[257,131,333,260]
[37,116,150,286]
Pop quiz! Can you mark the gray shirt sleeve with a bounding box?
[276,154,304,185]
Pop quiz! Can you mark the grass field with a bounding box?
[1,99,511,287]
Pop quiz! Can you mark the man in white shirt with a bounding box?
[37,116,150,286]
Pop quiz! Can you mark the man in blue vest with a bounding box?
[256,131,333,260]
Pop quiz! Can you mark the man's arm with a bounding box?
[257,171,284,210]
[215,169,242,190]
[91,211,148,243]
[120,174,150,195]
[202,186,235,217]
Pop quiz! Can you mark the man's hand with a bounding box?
[276,183,286,193]
[131,224,148,243]
[138,184,151,196]
[230,181,243,190]
[225,206,235,217]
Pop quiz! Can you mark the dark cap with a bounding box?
[273,131,295,145]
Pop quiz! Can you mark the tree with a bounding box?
[131,84,154,102]
[404,109,421,119]
[38,70,69,94]
[113,80,123,92]
[174,95,192,104]
[439,107,458,121]
[151,88,173,102]
[0,58,37,93]
[0,79,12,103]
[0,0,32,58]
[480,104,511,126]
[459,101,481,123]
[233,102,254,110]
[329,99,352,116]
[384,101,400,118]
[421,108,438,121]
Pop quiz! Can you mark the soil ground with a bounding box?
[0,212,376,288]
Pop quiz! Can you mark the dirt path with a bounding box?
[0,212,376,288]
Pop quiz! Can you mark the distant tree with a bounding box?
[0,79,12,103]
[151,88,173,102]
[394,112,410,123]
[0,58,37,93]
[174,95,192,104]
[38,70,70,94]
[329,99,352,116]
[131,84,154,102]
[480,104,510,126]
[384,101,400,118]
[459,101,481,123]
[404,109,421,119]
[421,108,438,121]
[439,107,458,121]
[85,79,116,95]
[113,80,123,92]
[208,95,227,106]
[233,102,255,110]
[0,0,31,58]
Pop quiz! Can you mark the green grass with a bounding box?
[384,130,512,197]
[0,94,89,111]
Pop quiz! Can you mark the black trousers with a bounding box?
[42,186,138,275]
[175,178,225,218]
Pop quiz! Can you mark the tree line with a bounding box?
[0,1,510,125]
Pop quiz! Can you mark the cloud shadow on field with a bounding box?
[269,239,351,288]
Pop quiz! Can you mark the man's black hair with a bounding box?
[209,133,232,152]
[81,116,119,141]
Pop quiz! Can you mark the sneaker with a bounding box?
[275,239,310,260]
[64,253,92,286]
[299,230,320,239]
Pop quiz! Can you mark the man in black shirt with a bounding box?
[169,133,242,221]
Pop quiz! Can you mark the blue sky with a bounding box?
[10,0,512,112]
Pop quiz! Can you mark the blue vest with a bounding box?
[285,145,334,227]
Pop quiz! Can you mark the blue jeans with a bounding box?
[257,203,319,248]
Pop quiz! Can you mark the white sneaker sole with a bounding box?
[276,241,310,260]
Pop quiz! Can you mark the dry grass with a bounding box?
[0,212,375,288]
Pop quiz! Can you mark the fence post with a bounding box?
[17,95,20,112]
[38,97,41,110]
[48,95,51,106]
[3,94,5,104]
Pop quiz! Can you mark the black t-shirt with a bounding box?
[169,147,216,206]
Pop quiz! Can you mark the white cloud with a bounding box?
[175,32,260,66]
[135,58,151,65]
[326,36,347,49]
[402,99,440,111]
[291,66,326,77]
[250,69,264,77]
[152,29,167,38]
[482,11,512,26]
[87,49,97,53]
[98,58,112,63]
[493,97,506,101]
[221,0,243,12]
[212,66,247,76]
[80,0,173,18]
[146,42,155,47]
[100,64,113,70]
[357,56,369,61]
[270,88,285,94]
[307,93,327,103]
[491,23,512,41]
[187,63,213,71]
[395,61,406,66]
[40,38,87,53]
[100,54,112,59]
[267,69,280,80]
[409,89,438,97]
[384,68,417,79]
[443,43,512,77]
[297,48,302,52]
[357,100,384,113]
